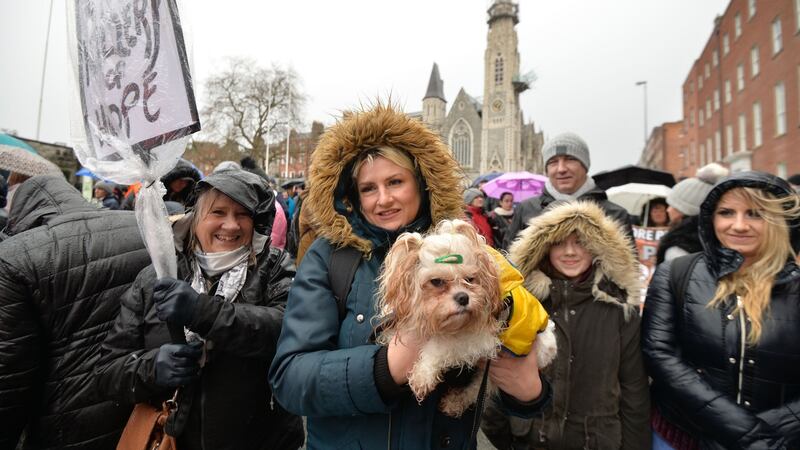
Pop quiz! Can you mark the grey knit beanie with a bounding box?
[541,132,590,170]
[94,181,115,196]
[667,163,729,216]
[463,188,484,205]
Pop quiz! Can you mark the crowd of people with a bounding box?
[0,103,799,450]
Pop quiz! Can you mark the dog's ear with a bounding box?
[438,219,486,247]
[377,232,424,333]
[475,242,502,317]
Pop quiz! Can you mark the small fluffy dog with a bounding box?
[377,219,548,417]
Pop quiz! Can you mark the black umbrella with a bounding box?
[592,165,676,190]
[281,178,305,190]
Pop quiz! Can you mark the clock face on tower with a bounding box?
[492,99,504,113]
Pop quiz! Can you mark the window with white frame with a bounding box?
[700,143,706,165]
[796,0,800,32]
[750,45,760,77]
[735,13,742,39]
[748,0,756,19]
[689,108,695,126]
[705,63,710,79]
[726,124,734,156]
[698,75,703,90]
[713,50,719,67]
[699,110,705,127]
[714,89,720,110]
[707,137,713,163]
[777,162,788,179]
[450,120,473,167]
[714,131,722,161]
[753,102,763,147]
[725,80,732,104]
[775,82,787,136]
[737,64,745,91]
[738,113,748,152]
[772,17,783,55]
[723,34,730,55]
[706,99,712,119]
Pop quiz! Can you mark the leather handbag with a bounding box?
[117,391,178,450]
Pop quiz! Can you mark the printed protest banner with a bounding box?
[633,225,669,285]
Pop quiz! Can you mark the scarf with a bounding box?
[544,177,597,202]
[492,206,514,217]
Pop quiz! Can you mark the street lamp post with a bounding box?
[635,80,648,145]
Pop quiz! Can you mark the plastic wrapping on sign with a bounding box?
[135,181,178,278]
[66,0,200,278]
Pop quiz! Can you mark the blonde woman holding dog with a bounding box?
[643,172,800,449]
[482,201,651,450]
[269,104,551,449]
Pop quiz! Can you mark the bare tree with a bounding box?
[201,57,305,167]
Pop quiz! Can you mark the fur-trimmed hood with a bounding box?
[304,103,465,255]
[509,201,641,310]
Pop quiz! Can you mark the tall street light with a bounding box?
[635,80,648,145]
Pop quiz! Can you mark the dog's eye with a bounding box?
[430,278,445,288]
[465,277,475,284]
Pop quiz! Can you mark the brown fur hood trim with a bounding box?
[508,201,642,315]
[305,103,464,255]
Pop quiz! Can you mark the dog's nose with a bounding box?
[454,292,469,306]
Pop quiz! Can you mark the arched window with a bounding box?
[450,120,472,167]
[495,54,504,85]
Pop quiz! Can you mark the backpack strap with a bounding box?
[328,246,362,322]
[668,252,703,318]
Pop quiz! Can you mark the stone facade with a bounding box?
[420,0,543,181]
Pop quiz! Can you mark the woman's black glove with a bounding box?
[154,342,202,387]
[153,277,199,326]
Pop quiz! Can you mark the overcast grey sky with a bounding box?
[0,0,729,174]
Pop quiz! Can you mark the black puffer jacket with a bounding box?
[95,170,303,450]
[0,175,150,450]
[643,171,800,449]
[504,185,632,248]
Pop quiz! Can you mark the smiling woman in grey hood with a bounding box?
[95,169,303,450]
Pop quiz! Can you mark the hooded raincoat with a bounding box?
[483,201,650,450]
[269,105,549,450]
[95,170,303,450]
[643,171,800,449]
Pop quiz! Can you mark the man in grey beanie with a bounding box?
[504,132,631,248]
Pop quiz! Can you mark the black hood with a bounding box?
[5,175,96,237]
[192,170,275,236]
[161,159,201,190]
[699,171,800,279]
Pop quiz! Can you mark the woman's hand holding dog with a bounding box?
[387,332,423,385]
[490,350,543,402]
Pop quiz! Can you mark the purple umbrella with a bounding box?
[482,171,547,202]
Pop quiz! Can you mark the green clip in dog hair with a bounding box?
[434,254,463,264]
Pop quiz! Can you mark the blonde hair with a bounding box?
[351,146,417,181]
[709,187,800,343]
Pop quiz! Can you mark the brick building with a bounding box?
[643,0,800,180]
[268,121,324,179]
[639,122,688,178]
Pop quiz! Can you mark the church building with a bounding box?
[414,0,544,181]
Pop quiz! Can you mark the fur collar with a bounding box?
[304,104,465,256]
[509,201,642,315]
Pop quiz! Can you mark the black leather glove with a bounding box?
[154,342,202,387]
[153,277,199,326]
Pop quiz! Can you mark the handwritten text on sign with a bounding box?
[76,0,199,161]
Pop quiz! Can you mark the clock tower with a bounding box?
[480,0,529,173]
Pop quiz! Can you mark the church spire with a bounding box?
[423,63,445,102]
[487,0,519,25]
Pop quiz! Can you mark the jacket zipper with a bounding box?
[387,411,392,450]
[736,295,746,405]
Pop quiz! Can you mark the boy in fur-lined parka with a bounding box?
[482,201,651,450]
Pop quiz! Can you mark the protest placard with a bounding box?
[74,0,199,166]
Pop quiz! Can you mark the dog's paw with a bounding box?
[534,320,557,368]
[408,371,439,403]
